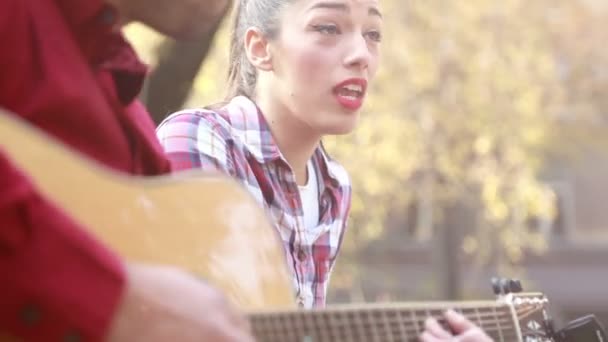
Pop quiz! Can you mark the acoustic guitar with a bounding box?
[0,110,561,341]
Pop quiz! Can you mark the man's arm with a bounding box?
[0,154,127,341]
[0,156,253,342]
[0,1,127,338]
[107,0,232,40]
[0,1,251,339]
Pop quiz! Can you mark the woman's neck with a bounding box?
[256,96,320,186]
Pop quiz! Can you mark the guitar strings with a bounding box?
[250,308,519,342]
[249,302,548,342]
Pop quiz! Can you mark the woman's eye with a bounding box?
[313,24,340,35]
[365,30,382,42]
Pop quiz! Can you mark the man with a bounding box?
[0,0,252,341]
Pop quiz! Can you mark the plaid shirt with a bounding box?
[156,96,351,308]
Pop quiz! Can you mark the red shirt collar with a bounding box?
[55,0,113,30]
[57,0,147,105]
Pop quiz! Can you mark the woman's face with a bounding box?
[267,0,383,135]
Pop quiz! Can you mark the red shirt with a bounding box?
[0,0,171,340]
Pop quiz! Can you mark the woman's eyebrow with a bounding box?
[307,1,383,18]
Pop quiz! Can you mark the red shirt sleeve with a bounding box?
[0,155,126,342]
[0,1,127,341]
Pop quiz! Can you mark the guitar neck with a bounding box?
[249,301,519,342]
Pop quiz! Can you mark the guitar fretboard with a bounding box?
[249,303,518,342]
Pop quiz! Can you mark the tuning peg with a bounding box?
[492,277,523,295]
[500,278,511,294]
[508,279,523,293]
[491,277,502,295]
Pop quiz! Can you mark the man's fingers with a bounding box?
[418,310,494,342]
[444,309,477,334]
[453,326,493,342]
[424,317,453,339]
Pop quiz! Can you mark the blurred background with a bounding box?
[125,0,608,329]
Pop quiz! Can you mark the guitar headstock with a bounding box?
[493,278,556,342]
[507,292,555,341]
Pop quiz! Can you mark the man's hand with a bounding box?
[420,310,494,342]
[107,0,231,40]
[106,262,254,342]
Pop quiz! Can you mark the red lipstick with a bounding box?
[332,78,367,111]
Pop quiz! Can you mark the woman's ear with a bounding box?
[244,28,273,71]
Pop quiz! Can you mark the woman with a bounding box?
[157,0,491,340]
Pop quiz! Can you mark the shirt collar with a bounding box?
[313,142,347,189]
[223,96,282,162]
[223,96,344,187]
[56,0,147,105]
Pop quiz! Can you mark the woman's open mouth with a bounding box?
[333,78,367,111]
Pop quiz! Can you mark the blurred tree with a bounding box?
[325,0,564,300]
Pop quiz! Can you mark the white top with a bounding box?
[298,161,319,230]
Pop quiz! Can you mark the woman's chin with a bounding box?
[320,117,359,135]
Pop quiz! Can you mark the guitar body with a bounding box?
[0,110,295,311]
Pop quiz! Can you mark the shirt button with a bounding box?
[297,249,307,262]
[20,305,42,326]
[321,196,329,207]
[97,6,117,26]
[64,331,82,342]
